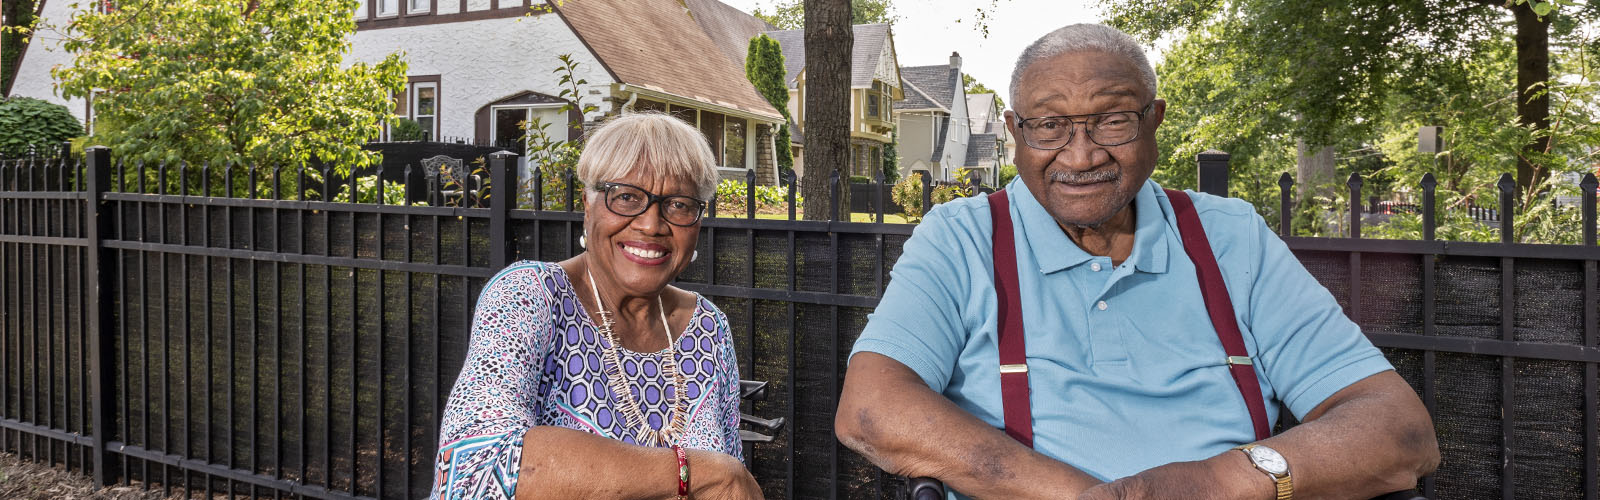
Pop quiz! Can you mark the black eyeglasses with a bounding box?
[595,182,707,227]
[1014,101,1155,150]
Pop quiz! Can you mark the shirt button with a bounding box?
[1091,263,1102,272]
[1097,301,1108,311]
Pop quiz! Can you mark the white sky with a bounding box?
[719,0,1112,104]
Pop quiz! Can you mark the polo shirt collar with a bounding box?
[1009,178,1171,275]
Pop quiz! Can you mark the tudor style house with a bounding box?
[10,0,788,183]
[763,24,904,181]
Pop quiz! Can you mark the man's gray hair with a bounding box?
[1008,24,1158,107]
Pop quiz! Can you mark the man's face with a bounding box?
[1005,50,1165,228]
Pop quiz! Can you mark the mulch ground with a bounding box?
[0,452,169,500]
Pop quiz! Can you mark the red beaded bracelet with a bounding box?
[672,444,689,499]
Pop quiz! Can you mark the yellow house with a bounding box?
[764,24,905,181]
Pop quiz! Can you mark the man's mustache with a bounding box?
[1048,169,1120,185]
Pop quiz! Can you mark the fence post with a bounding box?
[1196,150,1230,197]
[1582,174,1596,246]
[489,151,518,269]
[1497,173,1515,243]
[1421,174,1438,241]
[1347,173,1363,239]
[84,146,119,486]
[1277,173,1294,236]
[920,172,932,217]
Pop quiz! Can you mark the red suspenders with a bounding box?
[987,188,1272,447]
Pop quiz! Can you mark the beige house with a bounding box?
[763,24,904,182]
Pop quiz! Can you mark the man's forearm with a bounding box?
[1252,371,1439,499]
[837,352,1103,498]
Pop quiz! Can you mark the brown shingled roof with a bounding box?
[553,0,782,121]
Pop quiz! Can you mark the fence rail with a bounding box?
[1,148,1597,499]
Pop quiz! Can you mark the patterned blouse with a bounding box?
[430,261,744,499]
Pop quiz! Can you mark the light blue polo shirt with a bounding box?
[851,178,1392,486]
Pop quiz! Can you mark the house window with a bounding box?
[491,105,567,155]
[698,111,726,165]
[867,92,880,118]
[412,82,438,140]
[633,99,667,114]
[377,0,399,16]
[724,118,747,169]
[408,0,432,13]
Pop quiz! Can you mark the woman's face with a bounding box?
[583,170,703,298]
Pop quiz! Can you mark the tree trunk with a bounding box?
[801,0,852,220]
[1295,139,1336,201]
[1513,2,1550,197]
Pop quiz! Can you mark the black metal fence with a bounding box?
[1,148,1597,499]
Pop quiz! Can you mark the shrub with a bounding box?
[0,97,84,157]
[713,178,801,215]
[389,118,426,141]
[997,164,1018,187]
[848,175,872,184]
[891,172,967,222]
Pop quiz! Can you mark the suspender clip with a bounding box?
[999,364,1029,374]
[1226,356,1253,366]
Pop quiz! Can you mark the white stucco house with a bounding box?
[9,0,788,183]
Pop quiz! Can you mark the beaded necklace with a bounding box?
[586,268,688,447]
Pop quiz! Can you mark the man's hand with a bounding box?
[835,352,1104,498]
[1075,453,1267,500]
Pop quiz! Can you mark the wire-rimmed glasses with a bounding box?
[1014,101,1155,150]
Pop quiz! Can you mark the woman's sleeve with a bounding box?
[714,308,746,463]
[430,263,554,500]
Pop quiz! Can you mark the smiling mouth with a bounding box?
[621,244,667,260]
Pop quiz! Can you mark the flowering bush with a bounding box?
[711,178,801,216]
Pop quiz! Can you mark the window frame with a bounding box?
[411,81,439,140]
[375,0,400,17]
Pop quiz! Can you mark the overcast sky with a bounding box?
[718,0,1112,106]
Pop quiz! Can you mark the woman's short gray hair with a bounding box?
[1008,24,1157,106]
[576,112,720,201]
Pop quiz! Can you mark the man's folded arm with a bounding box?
[837,352,1104,498]
[1082,370,1438,500]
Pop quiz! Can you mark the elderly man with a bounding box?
[835,24,1438,499]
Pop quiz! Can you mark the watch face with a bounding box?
[1249,446,1289,475]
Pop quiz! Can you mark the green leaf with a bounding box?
[1532,2,1553,16]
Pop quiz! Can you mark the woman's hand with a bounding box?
[687,449,763,500]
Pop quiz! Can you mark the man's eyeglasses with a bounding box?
[596,182,707,227]
[1014,101,1155,150]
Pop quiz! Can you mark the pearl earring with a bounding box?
[579,233,587,249]
[692,250,699,262]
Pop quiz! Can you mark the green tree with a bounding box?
[1,0,38,95]
[753,0,896,30]
[1103,0,1586,199]
[1132,4,1600,242]
[745,33,795,175]
[52,0,407,177]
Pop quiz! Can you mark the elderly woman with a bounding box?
[430,113,761,500]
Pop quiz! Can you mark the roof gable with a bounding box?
[900,64,957,108]
[764,23,898,90]
[554,0,780,120]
